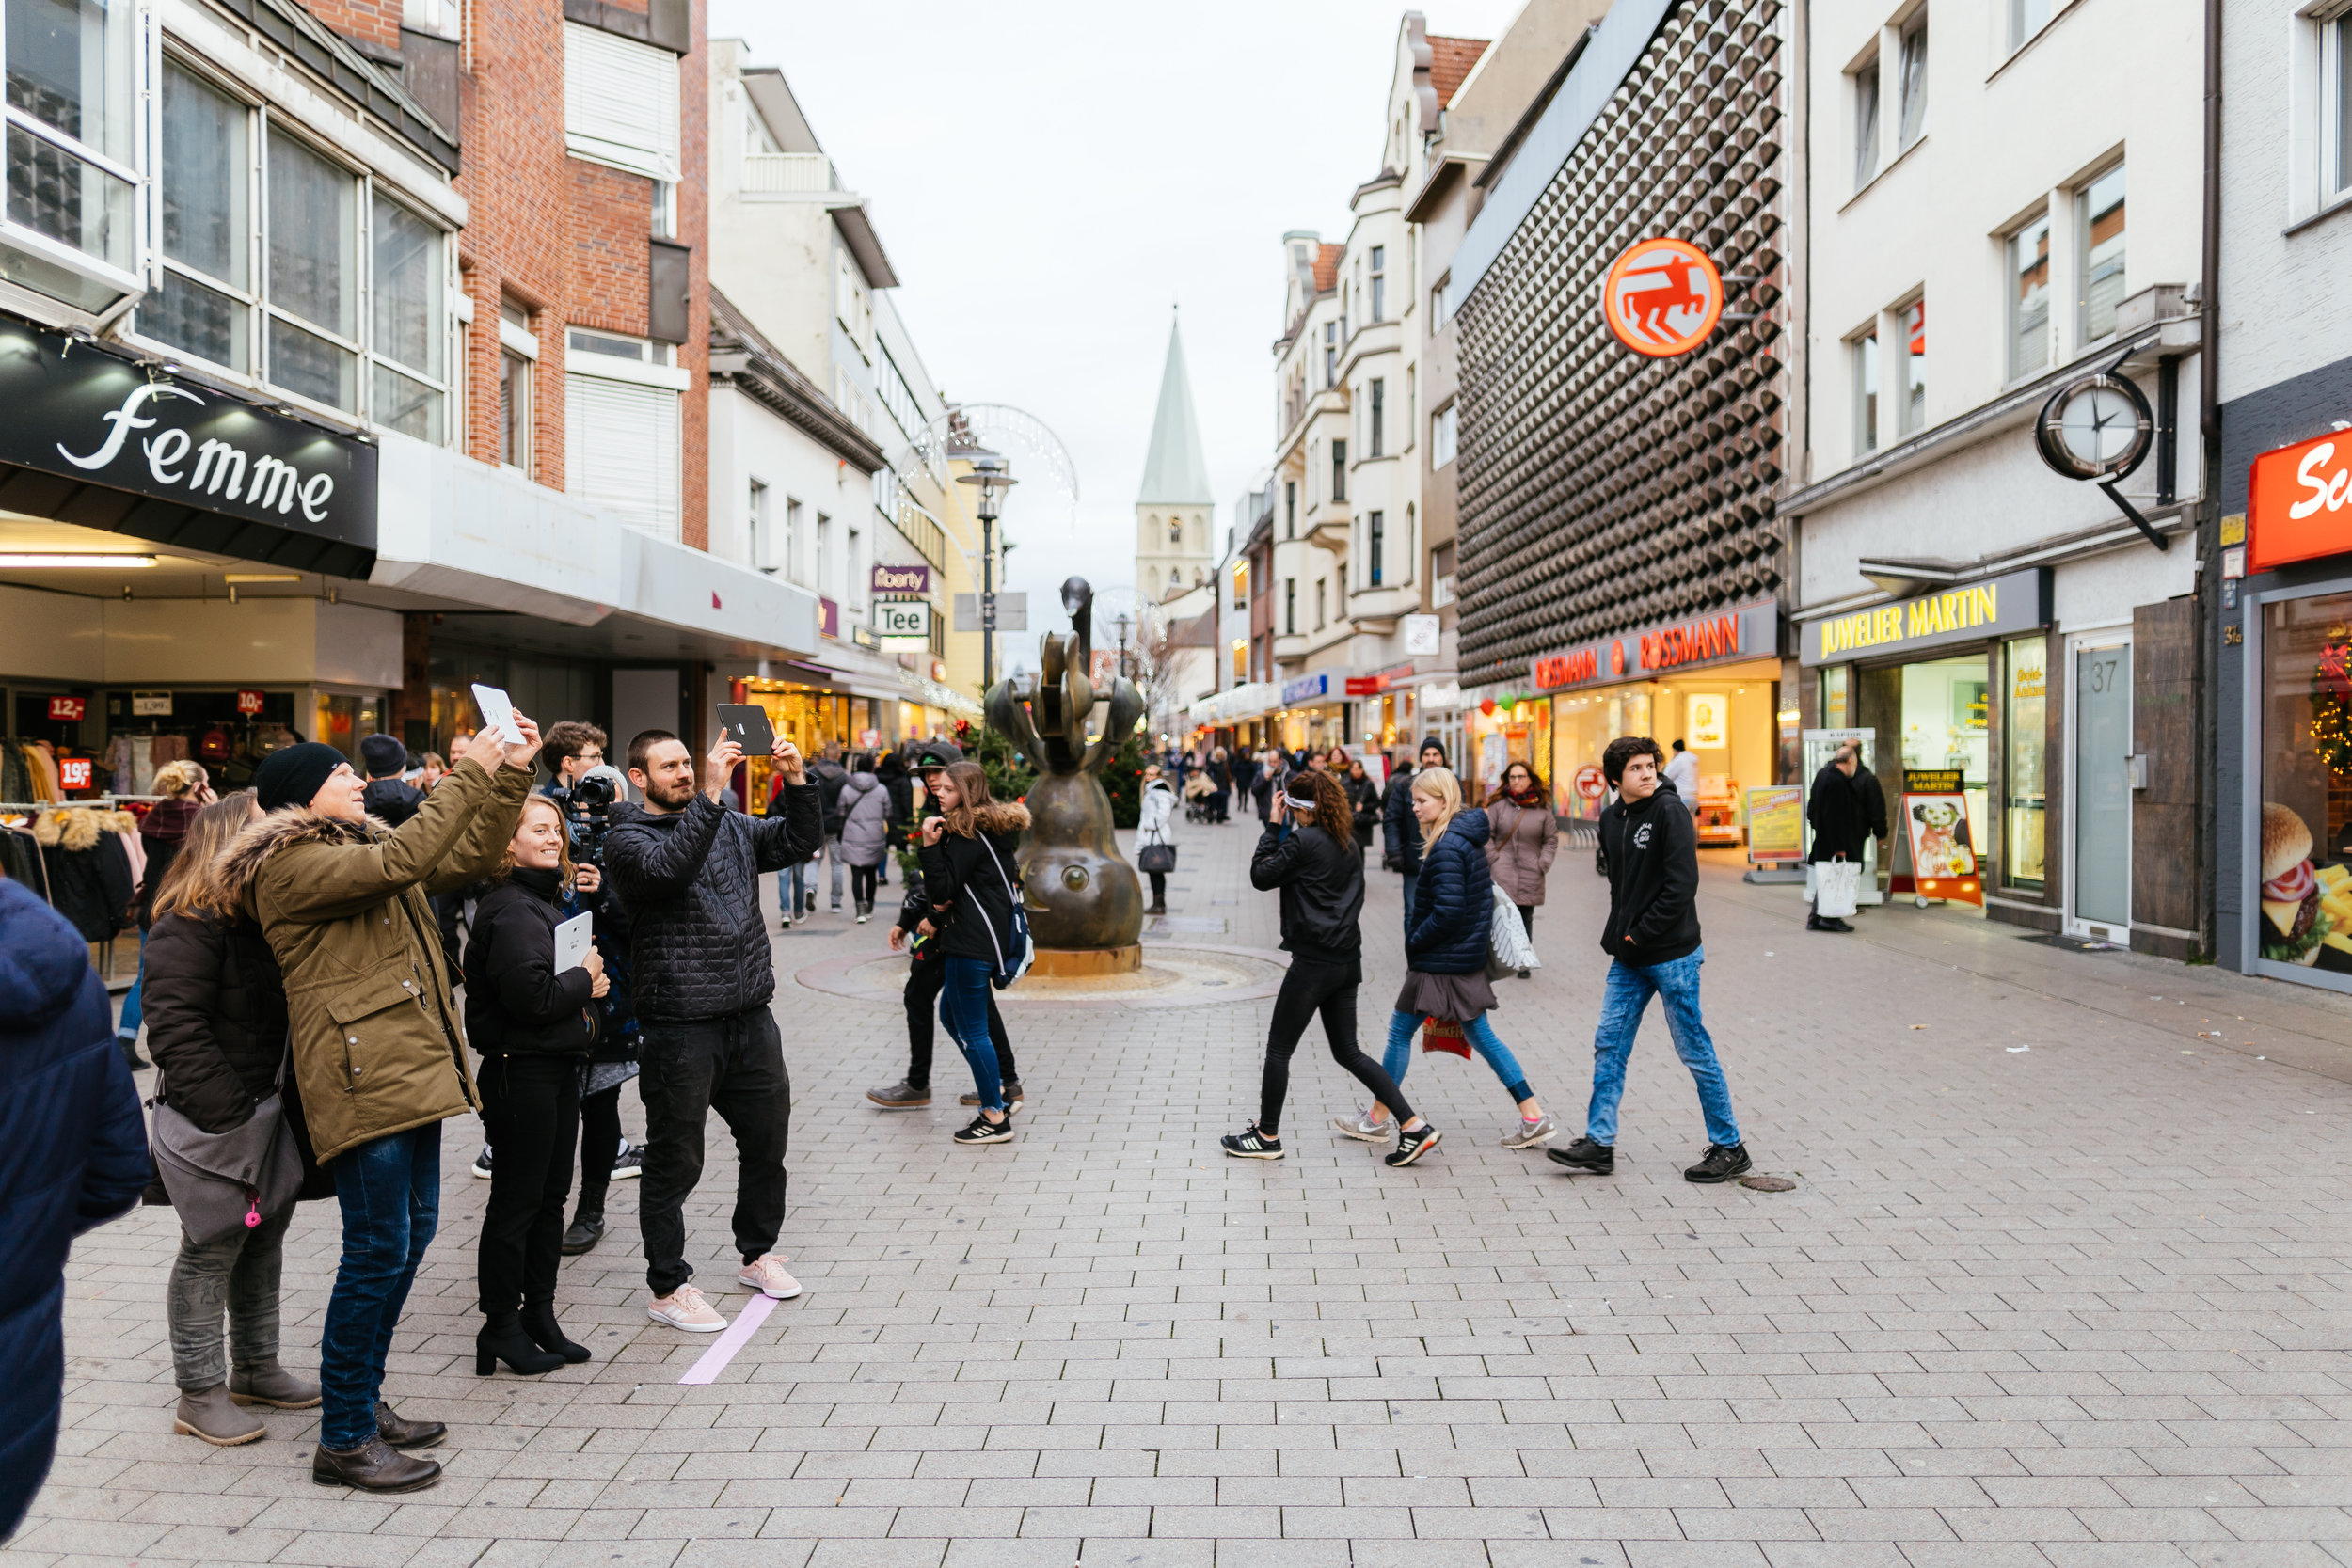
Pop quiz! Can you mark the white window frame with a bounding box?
[2004,203,2055,384]
[1894,293,1926,437]
[561,22,680,182]
[0,0,150,318]
[562,326,688,391]
[1851,50,1881,190]
[2291,3,2352,225]
[1431,402,1457,469]
[1851,325,1881,458]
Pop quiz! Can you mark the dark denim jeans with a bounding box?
[638,1006,790,1296]
[938,956,1006,1113]
[319,1122,440,1449]
[1584,947,1740,1148]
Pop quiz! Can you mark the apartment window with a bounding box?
[1429,278,1449,329]
[1284,578,1296,635]
[649,179,676,240]
[1852,55,1881,186]
[1232,561,1248,610]
[1853,329,1880,454]
[1367,378,1385,458]
[148,61,249,372]
[747,479,771,571]
[2076,163,2126,344]
[1431,403,1457,468]
[1369,245,1386,322]
[1284,480,1296,538]
[499,337,531,475]
[1406,364,1416,439]
[2008,212,2052,379]
[563,22,680,181]
[1314,578,1327,630]
[880,344,925,438]
[1367,510,1385,588]
[1232,639,1248,680]
[1898,298,1926,436]
[1897,13,1928,148]
[817,512,834,591]
[2330,14,2352,201]
[1,0,138,309]
[2009,0,2053,51]
[784,497,803,582]
[1323,320,1337,388]
[564,325,681,541]
[834,249,872,358]
[1330,438,1346,502]
[373,196,444,439]
[403,0,460,37]
[848,525,866,608]
[266,134,358,410]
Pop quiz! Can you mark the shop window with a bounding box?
[2076,163,2126,346]
[1901,654,1991,860]
[1820,665,1851,727]
[2007,210,2052,380]
[1,0,139,311]
[2259,592,2352,973]
[2004,636,2047,887]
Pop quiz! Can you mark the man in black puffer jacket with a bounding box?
[604,728,822,1334]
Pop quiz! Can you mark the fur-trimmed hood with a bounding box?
[950,800,1030,837]
[216,809,391,902]
[32,808,136,852]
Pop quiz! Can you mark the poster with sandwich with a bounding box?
[2258,801,2352,968]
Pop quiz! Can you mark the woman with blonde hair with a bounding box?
[915,760,1031,1145]
[464,794,607,1376]
[1343,767,1558,1151]
[143,790,329,1445]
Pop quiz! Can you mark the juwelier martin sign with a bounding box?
[0,320,376,576]
[1799,567,2050,667]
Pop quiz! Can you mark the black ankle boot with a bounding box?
[561,1201,605,1256]
[476,1318,563,1376]
[520,1301,591,1365]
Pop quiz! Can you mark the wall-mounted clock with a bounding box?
[2033,372,2153,482]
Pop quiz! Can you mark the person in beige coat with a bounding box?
[1484,760,1559,978]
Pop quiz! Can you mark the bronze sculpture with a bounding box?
[985,578,1147,963]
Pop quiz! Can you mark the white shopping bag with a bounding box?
[1814,858,1861,920]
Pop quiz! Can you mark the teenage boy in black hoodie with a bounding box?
[1549,735,1751,1183]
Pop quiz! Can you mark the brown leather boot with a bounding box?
[173,1385,263,1447]
[311,1435,441,1492]
[229,1358,321,1410]
[374,1401,446,1449]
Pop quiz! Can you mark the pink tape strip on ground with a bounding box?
[675,1292,778,1385]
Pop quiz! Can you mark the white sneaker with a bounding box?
[1333,1108,1391,1142]
[738,1254,803,1299]
[1502,1113,1558,1149]
[646,1284,727,1332]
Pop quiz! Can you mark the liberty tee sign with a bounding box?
[1602,237,1724,357]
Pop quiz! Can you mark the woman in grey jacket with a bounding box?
[838,757,891,923]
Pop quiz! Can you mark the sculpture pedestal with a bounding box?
[1029,945,1142,977]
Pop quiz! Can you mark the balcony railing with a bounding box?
[741,153,836,194]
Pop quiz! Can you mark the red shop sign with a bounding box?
[1602,237,1725,358]
[235,689,266,715]
[2249,429,2352,573]
[1573,765,1607,800]
[57,757,93,790]
[46,695,86,721]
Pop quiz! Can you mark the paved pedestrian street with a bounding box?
[16,819,2352,1568]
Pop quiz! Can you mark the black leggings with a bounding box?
[851,863,880,907]
[476,1054,579,1321]
[1258,958,1414,1135]
[577,1082,623,1211]
[1148,871,1167,905]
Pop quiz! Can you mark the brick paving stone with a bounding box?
[11,827,2352,1562]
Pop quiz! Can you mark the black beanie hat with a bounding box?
[1417,735,1449,766]
[255,742,349,813]
[358,733,409,778]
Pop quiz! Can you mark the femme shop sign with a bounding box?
[1528,600,1777,692]
[1799,568,2050,666]
[0,319,376,569]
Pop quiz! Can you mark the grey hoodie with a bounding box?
[838,772,891,865]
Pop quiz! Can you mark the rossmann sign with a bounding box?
[1529,600,1778,692]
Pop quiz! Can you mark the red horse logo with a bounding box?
[1605,239,1724,356]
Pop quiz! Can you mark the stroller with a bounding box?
[1183,771,1216,824]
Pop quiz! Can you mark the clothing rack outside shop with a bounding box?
[1,797,168,990]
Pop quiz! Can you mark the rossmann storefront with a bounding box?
[1518,601,1786,846]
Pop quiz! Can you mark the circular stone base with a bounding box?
[1029,945,1141,977]
[794,943,1290,1009]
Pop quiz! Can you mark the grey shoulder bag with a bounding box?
[151,1037,305,1244]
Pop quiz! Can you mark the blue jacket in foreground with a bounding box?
[1405,808,1495,974]
[0,878,151,1542]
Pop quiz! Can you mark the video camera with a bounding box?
[548,764,623,865]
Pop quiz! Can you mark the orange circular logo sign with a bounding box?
[1603,237,1724,357]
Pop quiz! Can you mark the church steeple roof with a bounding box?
[1137,313,1214,506]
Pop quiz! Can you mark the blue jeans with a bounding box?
[939,956,1006,1113]
[319,1123,440,1449]
[1383,1006,1534,1106]
[779,860,809,919]
[1585,948,1740,1148]
[116,932,146,1040]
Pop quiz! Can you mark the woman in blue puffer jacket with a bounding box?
[1342,767,1558,1152]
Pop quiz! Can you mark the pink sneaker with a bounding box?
[738,1255,802,1299]
[646,1284,727,1332]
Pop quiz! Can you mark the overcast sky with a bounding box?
[708,0,1529,661]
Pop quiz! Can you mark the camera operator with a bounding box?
[605,727,822,1332]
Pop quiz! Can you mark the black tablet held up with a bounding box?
[715,704,775,755]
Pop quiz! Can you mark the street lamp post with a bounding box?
[956,453,1018,697]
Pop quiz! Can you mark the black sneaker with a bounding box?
[1547,1136,1614,1175]
[608,1141,643,1180]
[1684,1143,1753,1183]
[1384,1122,1441,1166]
[470,1146,493,1180]
[868,1080,931,1109]
[952,1111,1015,1145]
[961,1080,1025,1110]
[1220,1123,1284,1160]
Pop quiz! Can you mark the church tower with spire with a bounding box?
[1136,312,1216,606]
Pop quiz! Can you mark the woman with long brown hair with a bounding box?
[1225,768,1440,1165]
[915,760,1032,1146]
[144,790,326,1446]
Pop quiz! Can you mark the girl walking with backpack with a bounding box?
[915,760,1031,1147]
[1347,767,1559,1151]
[1222,769,1440,1166]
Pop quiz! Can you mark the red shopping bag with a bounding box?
[1420,1016,1470,1059]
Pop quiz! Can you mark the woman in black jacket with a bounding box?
[1343,758,1381,849]
[144,791,327,1447]
[465,794,606,1376]
[915,761,1030,1147]
[1223,769,1439,1167]
[1354,767,1556,1152]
